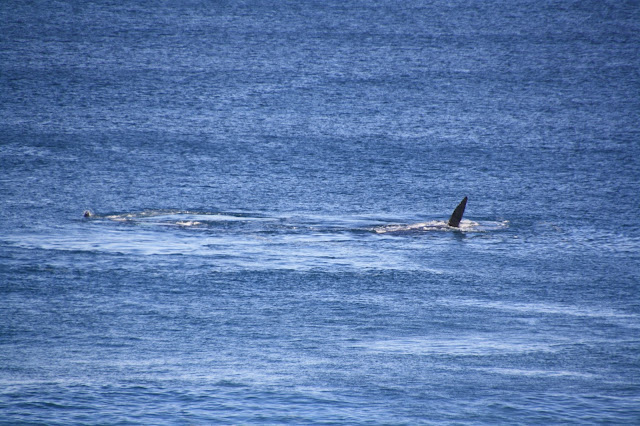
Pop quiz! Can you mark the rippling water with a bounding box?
[1,0,639,423]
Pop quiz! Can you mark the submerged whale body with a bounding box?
[448,196,467,228]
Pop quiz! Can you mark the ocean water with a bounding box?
[1,0,639,423]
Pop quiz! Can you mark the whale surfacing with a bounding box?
[447,197,467,228]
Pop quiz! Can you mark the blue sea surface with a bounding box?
[1,0,639,423]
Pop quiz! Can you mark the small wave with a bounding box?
[474,367,597,379]
[214,379,248,388]
[442,297,638,325]
[175,221,202,227]
[354,335,558,356]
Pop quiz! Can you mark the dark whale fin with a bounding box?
[448,197,467,227]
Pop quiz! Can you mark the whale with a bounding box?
[447,196,467,228]
[82,198,472,234]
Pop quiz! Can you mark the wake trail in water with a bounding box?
[85,210,278,228]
